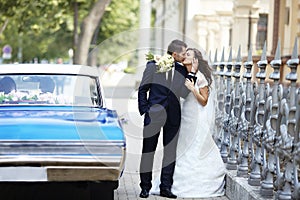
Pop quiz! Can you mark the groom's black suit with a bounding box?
[138,60,190,192]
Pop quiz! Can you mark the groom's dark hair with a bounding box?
[167,39,187,55]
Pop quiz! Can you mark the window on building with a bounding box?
[256,14,268,51]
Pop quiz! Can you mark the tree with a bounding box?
[74,0,111,65]
[0,0,73,62]
[95,0,140,66]
[0,0,139,65]
[0,0,110,63]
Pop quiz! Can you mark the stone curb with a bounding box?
[225,170,273,200]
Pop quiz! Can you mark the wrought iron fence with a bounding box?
[211,38,300,200]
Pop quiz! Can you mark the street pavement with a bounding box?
[104,87,229,200]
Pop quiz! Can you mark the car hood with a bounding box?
[0,106,125,141]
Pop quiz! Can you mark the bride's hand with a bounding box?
[185,78,195,91]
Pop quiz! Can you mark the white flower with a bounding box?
[0,90,73,105]
[39,92,54,102]
[145,52,174,73]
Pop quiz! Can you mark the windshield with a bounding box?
[0,75,102,107]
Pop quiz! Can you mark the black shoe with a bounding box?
[160,189,177,199]
[139,189,149,198]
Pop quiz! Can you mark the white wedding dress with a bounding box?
[150,72,225,198]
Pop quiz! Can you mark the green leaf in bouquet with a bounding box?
[145,52,154,61]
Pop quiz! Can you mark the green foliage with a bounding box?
[98,0,139,42]
[96,0,139,65]
[0,0,74,62]
[123,66,136,74]
[0,0,139,64]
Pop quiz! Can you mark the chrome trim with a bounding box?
[0,140,125,145]
[0,156,122,166]
[0,147,126,181]
[0,141,125,156]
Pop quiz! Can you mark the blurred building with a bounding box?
[151,0,300,84]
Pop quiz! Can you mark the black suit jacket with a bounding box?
[138,61,190,126]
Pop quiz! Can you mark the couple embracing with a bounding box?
[138,39,225,199]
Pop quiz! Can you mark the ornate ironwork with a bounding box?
[219,48,230,163]
[237,46,252,177]
[292,89,300,199]
[275,38,299,200]
[226,48,239,170]
[260,40,282,197]
[248,42,269,186]
[211,38,300,199]
[212,49,223,149]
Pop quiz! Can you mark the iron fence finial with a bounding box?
[221,47,225,63]
[214,49,218,64]
[291,37,298,60]
[274,38,281,61]
[247,45,252,63]
[261,41,267,61]
[228,47,232,63]
[236,45,241,63]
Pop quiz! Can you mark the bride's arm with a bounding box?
[184,79,209,106]
[193,86,209,106]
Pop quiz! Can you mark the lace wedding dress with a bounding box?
[151,72,225,198]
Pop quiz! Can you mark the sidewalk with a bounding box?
[114,167,274,200]
[114,171,229,200]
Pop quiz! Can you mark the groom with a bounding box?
[138,39,192,198]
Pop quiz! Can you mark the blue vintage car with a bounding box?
[0,64,126,199]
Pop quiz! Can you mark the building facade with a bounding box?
[150,0,300,83]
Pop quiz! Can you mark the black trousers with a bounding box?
[139,116,179,191]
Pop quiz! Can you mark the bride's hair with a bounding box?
[187,48,213,87]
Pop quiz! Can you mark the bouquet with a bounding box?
[145,52,174,73]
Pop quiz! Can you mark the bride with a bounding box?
[151,48,225,198]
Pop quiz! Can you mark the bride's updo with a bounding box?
[187,48,213,87]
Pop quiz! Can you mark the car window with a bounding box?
[0,75,102,107]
